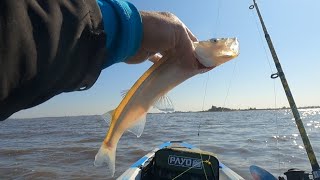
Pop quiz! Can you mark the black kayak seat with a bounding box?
[141,147,219,180]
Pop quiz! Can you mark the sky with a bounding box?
[11,0,320,118]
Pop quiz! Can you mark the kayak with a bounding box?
[118,141,244,180]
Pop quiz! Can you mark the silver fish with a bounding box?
[94,37,240,177]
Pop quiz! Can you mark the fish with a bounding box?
[94,37,240,177]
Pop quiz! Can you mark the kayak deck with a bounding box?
[118,141,244,180]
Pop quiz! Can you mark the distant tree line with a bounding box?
[207,106,234,112]
[205,105,320,112]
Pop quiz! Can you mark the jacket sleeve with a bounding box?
[0,0,107,121]
[97,0,142,68]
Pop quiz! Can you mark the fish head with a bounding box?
[194,37,239,68]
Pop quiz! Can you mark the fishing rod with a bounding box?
[249,0,320,179]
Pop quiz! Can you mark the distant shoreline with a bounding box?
[169,105,320,114]
[11,106,320,119]
[200,105,320,113]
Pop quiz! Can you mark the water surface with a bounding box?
[1,109,319,179]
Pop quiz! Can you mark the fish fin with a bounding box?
[154,94,174,112]
[120,89,129,98]
[94,144,116,177]
[127,113,147,137]
[107,110,114,116]
[100,110,114,124]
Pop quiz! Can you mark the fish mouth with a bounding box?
[219,38,240,58]
[229,38,240,56]
[195,37,239,71]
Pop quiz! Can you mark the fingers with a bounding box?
[125,50,149,64]
[126,52,163,64]
[179,19,198,43]
[186,27,198,42]
[126,47,157,64]
[127,11,198,65]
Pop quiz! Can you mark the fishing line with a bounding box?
[248,1,282,175]
[194,72,210,180]
[273,73,281,176]
[201,72,210,111]
[194,0,225,178]
[198,0,237,161]
[249,5,274,74]
[213,0,222,37]
[171,159,210,180]
[195,55,238,180]
[177,89,209,179]
[222,60,238,111]
[197,72,210,149]
[197,0,223,141]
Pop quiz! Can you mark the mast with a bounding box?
[250,0,320,179]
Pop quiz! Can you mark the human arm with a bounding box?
[0,0,106,121]
[0,0,197,121]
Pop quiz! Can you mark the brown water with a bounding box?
[1,109,320,179]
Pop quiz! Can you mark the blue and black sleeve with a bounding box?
[97,0,143,68]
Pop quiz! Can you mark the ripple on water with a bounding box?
[1,111,320,179]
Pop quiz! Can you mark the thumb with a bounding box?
[148,53,163,63]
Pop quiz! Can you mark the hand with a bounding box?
[126,11,198,67]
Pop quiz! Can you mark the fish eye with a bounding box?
[210,38,220,43]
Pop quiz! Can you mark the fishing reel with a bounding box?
[250,166,319,180]
[278,169,312,180]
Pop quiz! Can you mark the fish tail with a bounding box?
[94,143,116,177]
